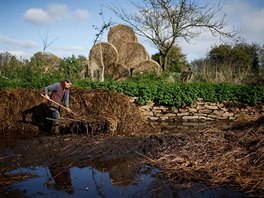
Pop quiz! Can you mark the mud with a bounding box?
[0,88,263,197]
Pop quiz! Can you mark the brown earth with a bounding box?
[0,88,263,196]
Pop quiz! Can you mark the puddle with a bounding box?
[3,162,245,198]
[152,120,235,133]
[0,120,258,197]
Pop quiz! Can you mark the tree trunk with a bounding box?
[159,53,168,71]
[164,56,168,71]
[99,42,105,82]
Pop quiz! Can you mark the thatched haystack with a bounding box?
[105,63,131,81]
[87,24,162,80]
[118,42,150,69]
[132,60,162,76]
[88,42,118,68]
[88,42,119,80]
[108,24,138,53]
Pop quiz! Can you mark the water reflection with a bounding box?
[91,159,139,186]
[48,163,74,193]
[4,158,246,198]
[6,159,157,197]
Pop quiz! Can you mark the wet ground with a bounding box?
[0,120,263,197]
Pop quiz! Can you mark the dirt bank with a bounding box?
[0,88,263,196]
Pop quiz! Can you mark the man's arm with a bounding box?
[64,91,70,108]
[64,91,72,113]
[44,83,60,99]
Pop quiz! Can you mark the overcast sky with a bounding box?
[0,0,263,62]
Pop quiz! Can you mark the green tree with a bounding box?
[0,52,24,78]
[258,45,264,77]
[209,43,260,76]
[152,44,188,72]
[59,55,84,79]
[194,42,261,82]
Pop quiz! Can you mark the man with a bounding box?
[44,79,73,134]
[48,163,74,193]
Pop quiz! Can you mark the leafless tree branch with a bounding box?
[107,0,239,70]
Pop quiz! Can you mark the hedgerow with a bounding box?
[1,73,263,106]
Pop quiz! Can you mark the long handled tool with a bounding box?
[40,94,77,116]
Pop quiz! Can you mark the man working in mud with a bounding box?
[44,79,73,134]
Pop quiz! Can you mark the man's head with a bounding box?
[64,79,72,89]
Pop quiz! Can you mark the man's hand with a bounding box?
[66,108,73,113]
[45,94,50,100]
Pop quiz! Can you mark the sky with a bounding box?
[0,0,263,62]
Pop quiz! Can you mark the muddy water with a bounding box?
[4,161,243,198]
[0,121,249,197]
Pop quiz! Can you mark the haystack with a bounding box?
[89,42,118,67]
[105,63,131,81]
[118,42,150,69]
[88,42,119,81]
[108,24,138,53]
[132,60,162,76]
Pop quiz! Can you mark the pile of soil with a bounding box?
[0,88,153,136]
[0,88,263,196]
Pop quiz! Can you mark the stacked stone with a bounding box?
[134,98,264,122]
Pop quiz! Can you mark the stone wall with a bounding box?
[131,98,264,122]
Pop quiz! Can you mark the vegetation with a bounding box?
[76,76,264,106]
[192,43,263,83]
[1,40,264,108]
[152,44,189,72]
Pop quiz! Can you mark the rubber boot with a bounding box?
[52,125,60,134]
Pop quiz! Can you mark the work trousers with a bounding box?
[51,109,60,124]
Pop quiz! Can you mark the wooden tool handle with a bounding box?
[41,94,68,110]
[40,94,77,116]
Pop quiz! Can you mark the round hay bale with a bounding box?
[106,63,131,81]
[88,59,103,81]
[108,24,138,52]
[118,42,150,69]
[88,42,118,68]
[132,60,162,76]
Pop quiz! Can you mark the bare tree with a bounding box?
[91,10,113,82]
[108,0,239,71]
[40,31,58,53]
